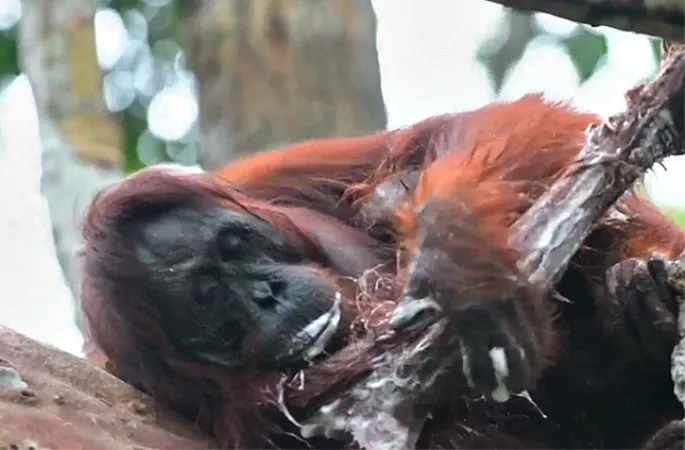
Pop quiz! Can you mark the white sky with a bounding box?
[0,0,684,353]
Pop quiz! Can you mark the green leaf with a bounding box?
[561,29,608,82]
[649,37,663,64]
[0,29,19,76]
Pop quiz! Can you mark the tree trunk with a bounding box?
[186,0,387,169]
[17,0,124,333]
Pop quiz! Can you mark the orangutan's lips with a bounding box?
[297,292,343,362]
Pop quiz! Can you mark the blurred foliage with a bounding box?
[477,11,537,92]
[0,0,192,172]
[102,0,192,172]
[562,30,608,82]
[0,29,18,76]
[0,0,19,81]
[477,10,659,94]
[0,27,19,100]
[0,0,666,174]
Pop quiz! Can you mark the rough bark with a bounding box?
[487,0,685,43]
[0,326,216,449]
[186,0,387,169]
[17,0,124,333]
[511,43,685,284]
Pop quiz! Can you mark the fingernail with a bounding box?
[389,296,442,329]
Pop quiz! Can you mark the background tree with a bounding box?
[185,0,387,169]
[1,0,388,334]
[16,0,124,333]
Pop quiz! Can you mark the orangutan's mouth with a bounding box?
[295,291,343,362]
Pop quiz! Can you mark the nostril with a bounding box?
[196,274,221,305]
[252,281,278,308]
[269,280,287,297]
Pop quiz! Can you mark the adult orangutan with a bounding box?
[79,94,685,449]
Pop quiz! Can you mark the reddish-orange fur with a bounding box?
[81,94,684,449]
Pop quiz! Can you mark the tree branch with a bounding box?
[511,41,685,287]
[485,0,685,43]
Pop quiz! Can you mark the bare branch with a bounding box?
[511,42,685,287]
[485,0,685,43]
